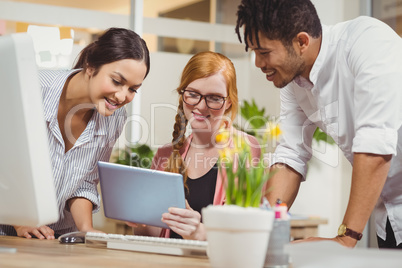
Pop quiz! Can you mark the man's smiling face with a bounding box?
[248,32,306,88]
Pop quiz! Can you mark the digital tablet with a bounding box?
[97,161,186,229]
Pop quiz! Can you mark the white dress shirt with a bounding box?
[0,69,127,236]
[272,16,402,244]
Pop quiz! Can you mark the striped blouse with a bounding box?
[0,69,127,236]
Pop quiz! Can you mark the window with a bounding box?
[372,0,402,36]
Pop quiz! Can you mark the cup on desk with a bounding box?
[264,219,290,268]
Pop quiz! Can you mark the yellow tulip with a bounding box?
[271,124,282,138]
[215,129,230,143]
[219,147,236,163]
[263,122,281,141]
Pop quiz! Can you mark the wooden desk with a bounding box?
[113,218,328,240]
[0,236,210,268]
[290,218,328,240]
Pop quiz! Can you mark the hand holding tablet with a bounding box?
[97,161,186,229]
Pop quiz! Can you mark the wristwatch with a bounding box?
[337,223,363,241]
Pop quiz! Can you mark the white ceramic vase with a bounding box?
[202,205,275,268]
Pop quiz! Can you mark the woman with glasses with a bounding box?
[132,51,260,240]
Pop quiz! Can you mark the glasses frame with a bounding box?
[180,89,228,110]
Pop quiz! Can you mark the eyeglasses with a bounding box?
[181,90,228,110]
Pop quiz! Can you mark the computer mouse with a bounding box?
[58,231,87,244]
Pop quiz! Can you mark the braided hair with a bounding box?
[164,99,188,185]
[235,0,322,50]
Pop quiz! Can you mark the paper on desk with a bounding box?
[285,241,402,268]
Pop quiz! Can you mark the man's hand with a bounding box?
[13,225,55,239]
[293,153,391,249]
[338,153,391,247]
[291,235,358,248]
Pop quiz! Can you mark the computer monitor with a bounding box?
[0,33,59,227]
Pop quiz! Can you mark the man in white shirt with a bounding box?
[236,0,402,248]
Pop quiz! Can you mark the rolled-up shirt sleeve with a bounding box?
[349,21,402,156]
[272,86,316,180]
[70,166,101,212]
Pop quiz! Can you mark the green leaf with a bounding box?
[239,99,335,146]
[240,100,269,130]
[111,144,155,169]
[313,128,335,145]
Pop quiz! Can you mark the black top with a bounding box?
[170,163,218,239]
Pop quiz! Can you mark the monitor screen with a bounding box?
[0,33,59,227]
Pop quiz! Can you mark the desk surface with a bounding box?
[290,218,328,227]
[1,218,327,267]
[290,218,328,240]
[0,236,210,268]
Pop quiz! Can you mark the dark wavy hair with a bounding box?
[236,0,322,50]
[74,27,150,78]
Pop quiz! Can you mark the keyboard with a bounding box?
[85,232,208,257]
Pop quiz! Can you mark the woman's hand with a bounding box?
[127,222,162,236]
[13,225,55,239]
[161,200,206,241]
[125,221,140,228]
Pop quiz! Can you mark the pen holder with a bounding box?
[264,219,290,268]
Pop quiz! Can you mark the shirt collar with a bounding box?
[44,69,81,122]
[308,25,330,87]
[293,76,314,89]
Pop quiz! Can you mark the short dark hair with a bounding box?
[236,0,322,50]
[74,27,150,78]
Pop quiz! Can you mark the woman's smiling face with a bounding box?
[87,59,147,117]
[183,72,232,134]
